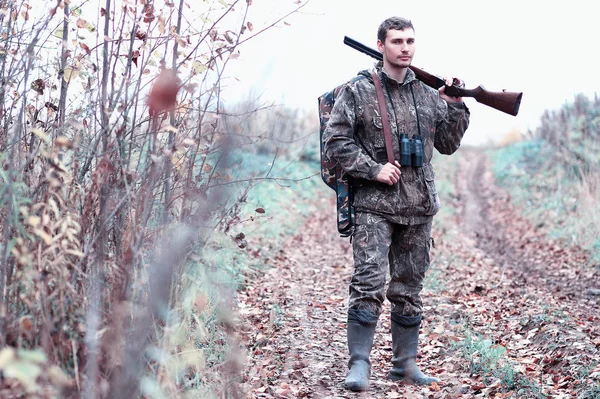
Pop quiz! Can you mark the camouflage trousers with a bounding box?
[349,212,432,317]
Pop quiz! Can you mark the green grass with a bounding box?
[453,329,545,397]
[424,155,461,293]
[455,330,507,376]
[575,362,600,398]
[199,148,328,286]
[203,149,328,272]
[423,264,445,292]
[431,153,461,222]
[490,140,600,265]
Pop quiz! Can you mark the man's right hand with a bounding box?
[376,161,401,185]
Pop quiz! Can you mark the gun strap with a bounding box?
[371,71,395,164]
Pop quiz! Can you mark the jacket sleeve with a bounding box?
[434,98,470,155]
[323,85,383,180]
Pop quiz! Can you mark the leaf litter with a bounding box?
[238,149,599,398]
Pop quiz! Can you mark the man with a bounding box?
[323,17,470,392]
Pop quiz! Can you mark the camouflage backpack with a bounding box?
[318,75,366,237]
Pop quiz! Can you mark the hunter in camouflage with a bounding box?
[323,17,470,392]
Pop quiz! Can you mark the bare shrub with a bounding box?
[0,0,308,397]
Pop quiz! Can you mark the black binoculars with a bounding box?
[399,134,423,167]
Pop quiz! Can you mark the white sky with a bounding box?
[227,0,600,146]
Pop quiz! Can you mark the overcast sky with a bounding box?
[227,0,600,145]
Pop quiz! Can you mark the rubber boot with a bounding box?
[343,309,378,392]
[387,313,440,385]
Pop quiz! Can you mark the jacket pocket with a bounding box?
[353,184,397,216]
[372,116,390,162]
[423,164,440,216]
[373,144,388,163]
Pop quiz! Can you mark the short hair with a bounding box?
[377,17,415,43]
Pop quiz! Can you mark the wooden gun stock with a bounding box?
[344,36,523,116]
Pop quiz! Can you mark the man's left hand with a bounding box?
[439,77,463,104]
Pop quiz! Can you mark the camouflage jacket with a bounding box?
[323,64,470,225]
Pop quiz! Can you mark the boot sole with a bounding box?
[387,372,439,386]
[387,372,403,382]
[343,382,369,392]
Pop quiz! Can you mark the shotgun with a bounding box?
[343,36,523,116]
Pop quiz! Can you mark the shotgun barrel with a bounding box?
[343,36,523,116]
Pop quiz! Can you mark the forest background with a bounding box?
[0,0,598,398]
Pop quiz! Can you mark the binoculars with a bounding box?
[399,134,423,167]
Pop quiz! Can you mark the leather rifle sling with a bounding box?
[371,71,395,164]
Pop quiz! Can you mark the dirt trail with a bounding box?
[460,151,598,302]
[240,149,600,399]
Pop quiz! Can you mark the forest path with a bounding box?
[239,149,600,399]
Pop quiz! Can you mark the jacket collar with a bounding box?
[376,61,416,86]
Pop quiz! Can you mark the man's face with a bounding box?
[377,28,416,69]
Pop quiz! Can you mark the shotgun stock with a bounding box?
[343,36,523,116]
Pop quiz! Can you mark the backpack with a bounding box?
[318,75,367,237]
[319,71,394,238]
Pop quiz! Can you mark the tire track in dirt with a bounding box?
[457,149,599,307]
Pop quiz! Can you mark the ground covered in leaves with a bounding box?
[238,148,600,399]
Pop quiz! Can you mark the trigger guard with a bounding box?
[452,77,465,88]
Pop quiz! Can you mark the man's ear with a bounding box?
[377,39,384,53]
